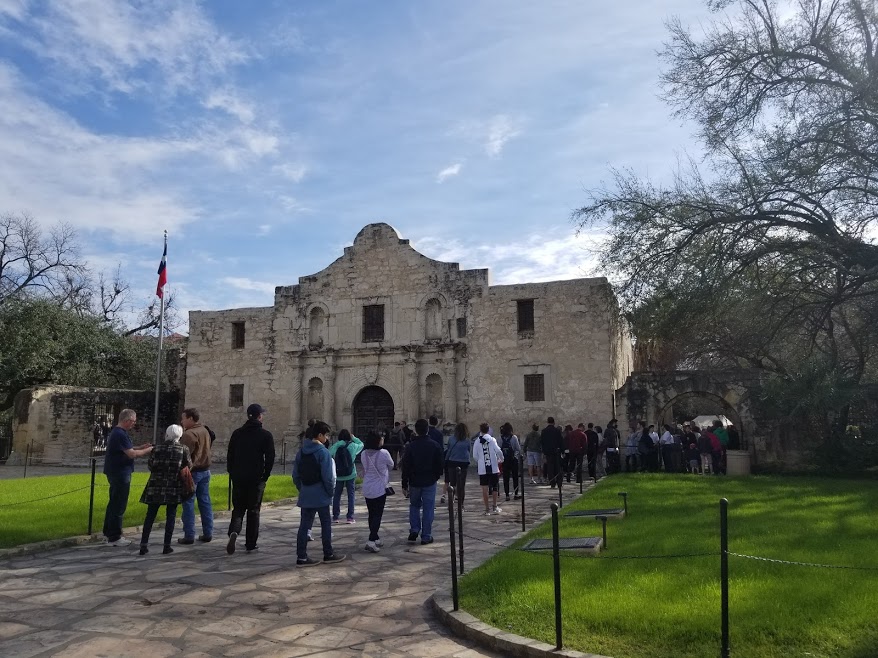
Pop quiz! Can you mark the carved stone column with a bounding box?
[284,352,303,444]
[324,351,337,428]
[404,352,419,421]
[444,346,457,422]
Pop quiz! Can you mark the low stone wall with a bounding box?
[11,386,180,465]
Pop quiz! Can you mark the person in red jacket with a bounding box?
[566,424,588,483]
[701,426,723,476]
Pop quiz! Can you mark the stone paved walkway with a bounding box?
[0,473,589,657]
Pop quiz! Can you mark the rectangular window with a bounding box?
[363,304,385,342]
[524,374,545,402]
[231,321,245,349]
[517,299,534,333]
[456,317,467,338]
[228,384,244,408]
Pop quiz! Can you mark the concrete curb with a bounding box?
[0,496,298,560]
[430,590,609,658]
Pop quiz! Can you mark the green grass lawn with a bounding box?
[459,474,878,658]
[0,472,297,548]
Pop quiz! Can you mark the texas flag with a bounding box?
[156,242,167,298]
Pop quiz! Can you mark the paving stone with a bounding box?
[0,629,84,658]
[0,622,32,639]
[51,636,179,657]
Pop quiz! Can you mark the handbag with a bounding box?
[385,485,396,496]
[179,466,196,500]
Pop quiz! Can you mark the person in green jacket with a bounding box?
[329,429,364,523]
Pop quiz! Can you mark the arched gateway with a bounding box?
[352,386,395,440]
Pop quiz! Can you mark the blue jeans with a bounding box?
[182,469,213,539]
[332,479,356,521]
[408,483,437,541]
[297,506,333,560]
[102,472,131,541]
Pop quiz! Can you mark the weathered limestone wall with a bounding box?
[185,223,634,457]
[11,386,180,465]
[464,280,628,431]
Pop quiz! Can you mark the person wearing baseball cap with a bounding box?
[225,403,275,554]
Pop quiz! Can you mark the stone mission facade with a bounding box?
[185,224,633,455]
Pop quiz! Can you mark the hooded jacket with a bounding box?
[328,435,364,481]
[473,433,504,476]
[293,438,336,508]
[227,419,275,483]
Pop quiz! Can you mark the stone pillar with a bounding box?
[404,353,419,421]
[444,347,457,422]
[324,351,336,428]
[284,352,303,444]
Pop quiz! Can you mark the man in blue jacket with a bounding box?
[293,420,346,567]
[401,418,444,545]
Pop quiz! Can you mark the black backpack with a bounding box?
[501,436,515,462]
[334,441,354,478]
[298,451,322,486]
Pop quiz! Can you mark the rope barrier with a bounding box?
[0,485,93,508]
[728,552,878,571]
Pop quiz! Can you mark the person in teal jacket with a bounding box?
[329,429,364,523]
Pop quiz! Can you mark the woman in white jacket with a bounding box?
[472,423,504,515]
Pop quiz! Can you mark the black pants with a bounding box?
[586,453,597,480]
[365,494,387,542]
[445,461,470,503]
[626,454,638,472]
[229,480,266,550]
[502,463,519,497]
[140,503,178,547]
[544,453,561,486]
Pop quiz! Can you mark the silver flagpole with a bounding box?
[152,231,167,445]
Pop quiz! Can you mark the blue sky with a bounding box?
[0,0,715,332]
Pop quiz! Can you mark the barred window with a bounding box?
[363,304,385,342]
[228,384,244,408]
[232,322,245,349]
[524,374,545,402]
[456,317,467,338]
[517,300,534,333]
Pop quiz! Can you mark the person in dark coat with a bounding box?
[226,403,276,554]
[540,417,564,488]
[139,424,191,556]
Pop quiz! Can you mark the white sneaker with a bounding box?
[483,510,491,516]
[530,478,537,485]
[492,506,502,515]
[110,537,131,547]
[307,531,313,542]
[375,539,384,547]
[364,541,380,553]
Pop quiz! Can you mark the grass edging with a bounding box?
[0,495,299,560]
[430,588,606,658]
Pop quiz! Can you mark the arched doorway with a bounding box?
[352,386,395,440]
[657,391,745,448]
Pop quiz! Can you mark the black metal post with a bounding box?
[448,485,459,611]
[721,498,730,658]
[281,442,286,474]
[228,477,232,511]
[597,515,607,550]
[456,467,465,574]
[519,454,526,532]
[87,457,97,535]
[551,502,562,651]
[24,441,31,479]
[618,491,628,514]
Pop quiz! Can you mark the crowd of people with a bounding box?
[100,406,740,561]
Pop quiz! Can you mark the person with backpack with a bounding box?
[329,428,363,524]
[386,421,405,469]
[498,423,521,502]
[293,420,346,567]
[522,423,543,484]
[441,422,471,506]
[602,419,621,474]
[360,430,394,553]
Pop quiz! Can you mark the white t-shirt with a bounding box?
[360,448,394,499]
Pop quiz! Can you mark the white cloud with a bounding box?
[0,0,27,20]
[278,195,308,213]
[484,114,522,157]
[203,88,255,124]
[273,162,308,183]
[257,224,272,236]
[436,162,462,183]
[6,0,249,96]
[222,277,277,295]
